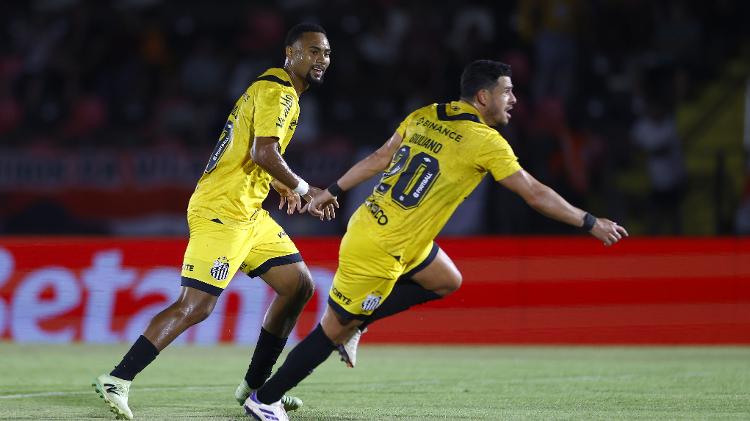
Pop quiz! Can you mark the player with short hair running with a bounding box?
[93,23,335,420]
[242,59,628,421]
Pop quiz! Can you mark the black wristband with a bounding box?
[327,181,344,197]
[581,212,596,232]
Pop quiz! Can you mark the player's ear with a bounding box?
[476,89,489,107]
[285,45,294,62]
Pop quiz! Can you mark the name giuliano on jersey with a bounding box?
[351,101,522,255]
[188,68,300,225]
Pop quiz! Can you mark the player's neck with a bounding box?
[459,99,484,117]
[459,99,478,111]
[283,66,308,95]
[458,99,492,126]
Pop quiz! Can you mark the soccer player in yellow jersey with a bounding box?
[243,60,628,420]
[93,23,335,420]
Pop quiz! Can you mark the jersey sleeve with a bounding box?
[395,108,421,138]
[476,132,522,181]
[252,85,295,139]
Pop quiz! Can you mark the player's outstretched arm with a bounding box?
[308,132,403,218]
[498,169,628,246]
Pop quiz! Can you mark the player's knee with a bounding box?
[321,307,359,345]
[173,301,214,325]
[188,305,214,324]
[294,270,315,302]
[439,271,462,296]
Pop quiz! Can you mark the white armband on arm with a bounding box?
[293,179,309,196]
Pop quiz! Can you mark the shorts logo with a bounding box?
[361,294,382,312]
[210,256,230,281]
[331,287,352,305]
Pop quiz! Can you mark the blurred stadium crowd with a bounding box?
[1,0,749,236]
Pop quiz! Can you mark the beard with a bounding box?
[305,71,324,87]
[485,105,507,128]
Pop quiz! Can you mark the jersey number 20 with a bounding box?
[377,145,440,209]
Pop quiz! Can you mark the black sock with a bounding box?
[244,328,288,389]
[360,279,441,330]
[110,335,159,381]
[256,324,335,404]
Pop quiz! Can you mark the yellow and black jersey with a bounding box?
[350,100,522,255]
[188,68,300,226]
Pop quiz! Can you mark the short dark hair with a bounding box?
[285,23,326,47]
[460,60,512,100]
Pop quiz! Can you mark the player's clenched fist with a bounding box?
[590,217,629,246]
[306,188,339,221]
[304,187,339,221]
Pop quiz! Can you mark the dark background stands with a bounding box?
[1,0,748,237]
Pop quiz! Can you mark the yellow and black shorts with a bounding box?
[180,210,301,296]
[328,225,438,320]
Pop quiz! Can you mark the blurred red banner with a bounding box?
[0,237,748,344]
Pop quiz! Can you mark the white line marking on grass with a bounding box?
[0,385,228,400]
[0,391,92,399]
[1,378,444,400]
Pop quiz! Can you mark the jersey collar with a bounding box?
[448,101,486,125]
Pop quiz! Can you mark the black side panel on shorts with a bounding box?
[327,297,370,321]
[399,243,439,280]
[181,276,224,296]
[246,253,303,278]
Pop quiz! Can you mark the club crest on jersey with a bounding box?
[210,256,230,281]
[362,294,382,312]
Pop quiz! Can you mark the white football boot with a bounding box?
[92,374,133,420]
[244,391,289,421]
[337,327,367,368]
[235,379,303,411]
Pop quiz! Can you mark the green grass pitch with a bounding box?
[1,343,748,420]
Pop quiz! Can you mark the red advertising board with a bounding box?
[0,237,748,344]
